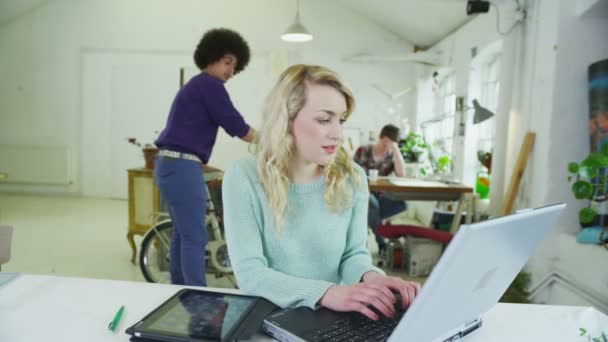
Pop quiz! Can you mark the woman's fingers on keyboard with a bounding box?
[354,288,395,318]
[413,281,421,294]
[365,285,396,312]
[404,286,415,308]
[356,304,379,321]
[381,277,421,309]
[400,281,421,308]
[370,283,397,304]
[369,296,395,319]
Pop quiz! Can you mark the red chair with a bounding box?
[376,221,454,244]
[375,221,453,270]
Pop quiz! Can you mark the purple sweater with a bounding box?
[155,73,250,163]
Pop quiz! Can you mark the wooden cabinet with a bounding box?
[126,165,223,264]
[127,168,161,264]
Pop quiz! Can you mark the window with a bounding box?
[477,55,501,153]
[424,73,456,171]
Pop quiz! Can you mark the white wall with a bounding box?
[449,0,608,308]
[0,0,416,198]
[525,0,608,305]
[544,0,608,232]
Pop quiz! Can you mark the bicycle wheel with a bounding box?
[139,220,173,284]
[139,220,234,286]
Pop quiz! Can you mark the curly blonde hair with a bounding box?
[256,64,360,230]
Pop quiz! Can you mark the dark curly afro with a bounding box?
[193,28,250,74]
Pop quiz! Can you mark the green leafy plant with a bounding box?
[399,132,428,163]
[567,145,608,225]
[579,327,608,342]
[500,271,531,303]
[436,155,452,174]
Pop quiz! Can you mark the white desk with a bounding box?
[1,274,607,342]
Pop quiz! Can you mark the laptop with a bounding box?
[263,203,565,342]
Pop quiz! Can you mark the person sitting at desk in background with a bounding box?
[154,28,257,287]
[222,65,420,320]
[353,124,407,255]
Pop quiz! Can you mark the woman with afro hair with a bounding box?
[154,28,257,286]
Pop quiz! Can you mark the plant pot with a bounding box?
[404,163,420,178]
[143,147,159,170]
[580,215,608,228]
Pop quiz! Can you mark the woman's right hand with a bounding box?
[319,284,397,320]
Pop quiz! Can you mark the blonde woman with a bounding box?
[222,65,420,320]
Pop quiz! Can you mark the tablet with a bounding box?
[127,288,272,342]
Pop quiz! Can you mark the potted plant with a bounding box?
[127,137,158,170]
[436,155,452,175]
[567,147,608,226]
[476,150,492,200]
[477,150,492,173]
[399,132,428,163]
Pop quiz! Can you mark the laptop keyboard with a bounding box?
[303,310,406,342]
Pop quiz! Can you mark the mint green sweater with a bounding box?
[222,157,383,309]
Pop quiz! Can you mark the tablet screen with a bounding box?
[138,290,256,341]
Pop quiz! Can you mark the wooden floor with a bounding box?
[0,193,425,288]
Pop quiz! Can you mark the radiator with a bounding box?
[0,145,72,185]
[529,271,608,314]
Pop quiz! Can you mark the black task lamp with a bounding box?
[472,99,495,124]
[420,97,495,175]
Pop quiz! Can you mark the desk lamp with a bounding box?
[420,98,495,175]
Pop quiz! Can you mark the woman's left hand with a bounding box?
[362,272,421,309]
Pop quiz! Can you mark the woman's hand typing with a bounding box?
[361,271,421,310]
[319,283,398,320]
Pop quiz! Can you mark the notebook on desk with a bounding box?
[263,203,566,342]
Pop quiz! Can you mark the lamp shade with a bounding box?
[281,21,313,42]
[281,1,313,42]
[472,99,495,124]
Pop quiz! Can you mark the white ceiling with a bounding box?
[336,0,473,48]
[0,0,472,48]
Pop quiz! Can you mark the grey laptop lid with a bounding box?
[388,203,565,341]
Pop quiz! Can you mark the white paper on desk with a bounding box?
[386,177,448,187]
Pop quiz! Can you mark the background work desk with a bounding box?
[368,177,474,233]
[1,274,607,342]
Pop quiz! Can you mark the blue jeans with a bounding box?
[154,157,208,286]
[368,192,407,250]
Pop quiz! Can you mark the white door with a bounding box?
[81,52,190,199]
[82,52,273,199]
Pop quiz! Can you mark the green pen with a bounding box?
[108,305,125,332]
